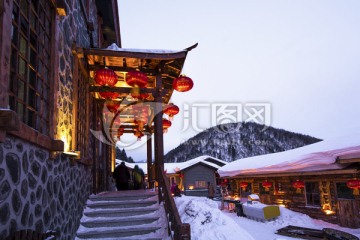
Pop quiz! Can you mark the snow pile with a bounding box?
[174,196,255,240]
[269,207,317,228]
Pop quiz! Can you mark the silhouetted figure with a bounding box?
[113,162,130,190]
[133,165,144,190]
[174,185,181,197]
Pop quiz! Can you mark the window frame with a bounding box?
[0,0,62,151]
[305,181,321,207]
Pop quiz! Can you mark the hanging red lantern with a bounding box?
[239,182,248,191]
[163,103,180,120]
[292,180,305,194]
[134,130,144,141]
[162,118,172,133]
[173,75,193,92]
[262,181,272,191]
[94,68,118,87]
[347,179,360,195]
[126,70,148,98]
[105,101,120,113]
[133,105,149,131]
[117,127,124,140]
[99,91,120,100]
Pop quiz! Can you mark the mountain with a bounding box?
[164,122,321,163]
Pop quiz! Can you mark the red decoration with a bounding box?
[94,68,118,87]
[262,181,272,191]
[292,180,305,193]
[179,173,184,178]
[133,105,149,131]
[173,75,193,92]
[162,119,172,133]
[164,103,180,120]
[239,182,248,191]
[117,127,124,140]
[105,101,120,113]
[347,179,360,195]
[99,92,120,100]
[134,130,144,141]
[126,71,148,98]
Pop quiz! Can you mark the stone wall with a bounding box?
[0,137,92,239]
[0,0,101,239]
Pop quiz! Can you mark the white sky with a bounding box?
[117,0,360,161]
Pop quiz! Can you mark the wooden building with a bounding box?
[125,155,227,197]
[218,135,360,229]
[0,0,195,239]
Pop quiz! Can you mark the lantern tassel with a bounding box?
[131,84,140,98]
[353,189,359,195]
[296,188,302,194]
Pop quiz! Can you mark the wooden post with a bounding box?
[147,134,153,189]
[154,64,164,200]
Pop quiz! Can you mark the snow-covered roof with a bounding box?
[106,43,185,54]
[115,155,227,175]
[218,133,360,177]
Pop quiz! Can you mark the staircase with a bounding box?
[76,190,170,240]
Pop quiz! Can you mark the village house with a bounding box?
[218,134,360,229]
[0,0,195,239]
[122,155,227,197]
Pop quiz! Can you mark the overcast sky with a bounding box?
[117,0,360,161]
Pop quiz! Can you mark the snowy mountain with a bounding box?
[164,122,321,163]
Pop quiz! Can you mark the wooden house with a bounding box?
[125,155,227,197]
[218,134,360,229]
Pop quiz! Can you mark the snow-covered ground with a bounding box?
[174,196,360,240]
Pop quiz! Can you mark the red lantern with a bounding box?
[239,182,248,191]
[262,181,272,191]
[134,130,144,141]
[173,75,193,92]
[347,179,360,195]
[105,101,120,113]
[126,71,148,98]
[292,180,305,193]
[94,68,118,87]
[99,92,120,100]
[164,103,180,120]
[117,127,124,140]
[162,119,172,133]
[133,105,149,131]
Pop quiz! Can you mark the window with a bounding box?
[336,182,355,200]
[76,68,89,158]
[9,0,54,135]
[195,181,206,188]
[305,182,321,206]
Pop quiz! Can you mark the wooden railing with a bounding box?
[157,165,191,240]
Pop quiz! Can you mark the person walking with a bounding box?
[113,162,130,190]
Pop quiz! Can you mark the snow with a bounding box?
[218,133,360,177]
[105,43,184,54]
[116,155,226,174]
[174,196,360,240]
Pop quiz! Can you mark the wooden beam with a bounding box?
[83,48,188,60]
[227,168,359,179]
[154,62,165,186]
[89,86,156,94]
[337,158,360,164]
[147,134,153,189]
[88,65,157,75]
[0,109,20,131]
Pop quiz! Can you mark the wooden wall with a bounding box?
[231,173,360,228]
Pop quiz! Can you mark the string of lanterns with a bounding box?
[94,67,194,141]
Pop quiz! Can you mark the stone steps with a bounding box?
[86,199,157,209]
[76,190,168,239]
[76,226,161,239]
